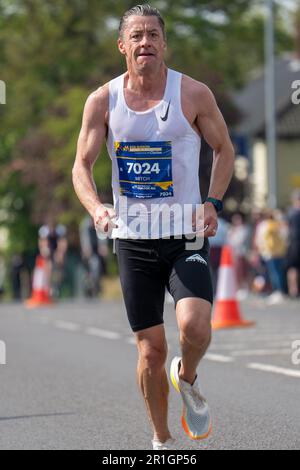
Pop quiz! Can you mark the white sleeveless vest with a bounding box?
[106,68,202,239]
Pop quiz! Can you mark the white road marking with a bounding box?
[54,321,81,332]
[255,334,300,341]
[215,333,300,342]
[210,341,293,351]
[33,317,126,342]
[231,349,292,357]
[85,327,121,340]
[248,363,300,379]
[204,353,235,363]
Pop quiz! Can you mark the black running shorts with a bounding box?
[115,236,213,333]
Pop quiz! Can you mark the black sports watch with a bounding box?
[205,197,223,213]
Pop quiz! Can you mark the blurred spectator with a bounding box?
[209,216,230,294]
[248,210,268,295]
[38,223,67,261]
[62,227,82,298]
[38,223,68,298]
[228,213,251,300]
[255,210,287,304]
[52,227,69,298]
[10,254,24,300]
[286,190,300,298]
[0,251,6,299]
[79,216,108,298]
[7,250,35,301]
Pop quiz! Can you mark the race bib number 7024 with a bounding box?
[115,141,174,199]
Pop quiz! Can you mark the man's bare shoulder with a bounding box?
[182,74,217,113]
[84,83,109,122]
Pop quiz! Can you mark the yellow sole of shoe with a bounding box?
[170,365,180,394]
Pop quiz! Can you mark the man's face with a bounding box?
[118,15,166,72]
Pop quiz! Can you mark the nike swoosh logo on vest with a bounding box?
[160,100,171,121]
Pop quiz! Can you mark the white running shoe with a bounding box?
[152,438,177,450]
[170,356,212,440]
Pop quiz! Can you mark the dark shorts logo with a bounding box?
[185,254,207,265]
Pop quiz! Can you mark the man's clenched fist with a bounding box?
[94,205,118,235]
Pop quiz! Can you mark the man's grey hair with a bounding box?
[119,4,166,39]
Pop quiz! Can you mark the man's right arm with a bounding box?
[72,85,108,218]
[72,85,117,233]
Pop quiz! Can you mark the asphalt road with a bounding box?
[0,296,300,450]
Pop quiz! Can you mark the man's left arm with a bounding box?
[196,84,235,237]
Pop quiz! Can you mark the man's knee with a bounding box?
[181,322,211,348]
[180,309,212,347]
[136,324,168,370]
[138,342,168,370]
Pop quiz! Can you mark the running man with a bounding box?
[72,4,234,450]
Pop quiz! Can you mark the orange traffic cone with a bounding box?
[212,245,254,330]
[25,255,53,308]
